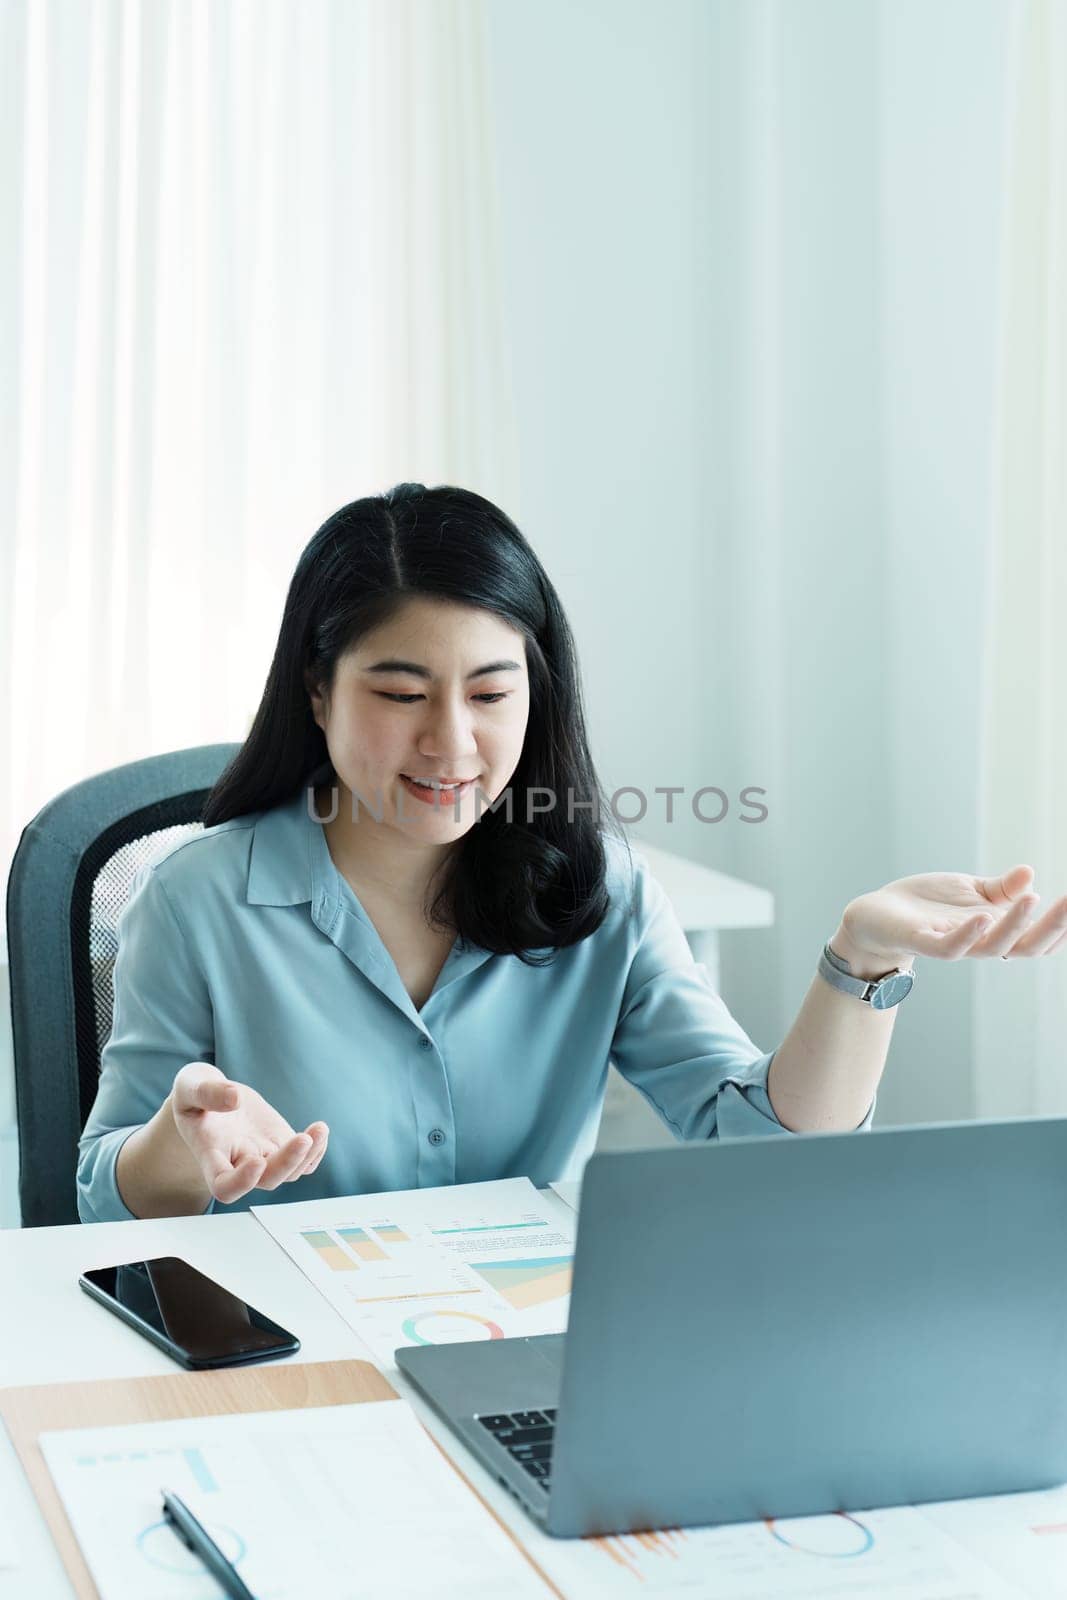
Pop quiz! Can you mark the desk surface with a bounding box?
[0,1197,574,1598]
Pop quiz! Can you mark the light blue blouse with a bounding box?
[77,792,871,1223]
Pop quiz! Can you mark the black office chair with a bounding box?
[6,744,240,1227]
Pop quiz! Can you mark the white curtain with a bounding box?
[1,0,519,881]
[977,0,1067,1116]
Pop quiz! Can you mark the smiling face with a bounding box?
[309,596,532,846]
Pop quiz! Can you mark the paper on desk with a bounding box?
[548,1180,580,1212]
[918,1483,1067,1598]
[516,1502,1032,1599]
[40,1399,553,1600]
[253,1177,575,1372]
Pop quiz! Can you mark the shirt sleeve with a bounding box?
[77,866,217,1223]
[609,857,875,1141]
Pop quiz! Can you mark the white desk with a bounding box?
[5,1196,1064,1600]
[0,1195,576,1598]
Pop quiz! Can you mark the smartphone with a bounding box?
[79,1256,300,1370]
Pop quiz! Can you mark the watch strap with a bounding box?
[818,943,878,1001]
[818,941,914,1009]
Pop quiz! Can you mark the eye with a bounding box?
[374,691,510,705]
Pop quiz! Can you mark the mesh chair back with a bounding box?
[84,823,203,1065]
[72,807,216,1125]
[6,745,239,1226]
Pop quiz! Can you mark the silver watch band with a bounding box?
[817,941,915,1011]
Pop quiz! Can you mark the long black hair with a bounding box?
[203,483,621,961]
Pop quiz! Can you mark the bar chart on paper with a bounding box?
[254,1178,576,1371]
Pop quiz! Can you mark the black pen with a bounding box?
[161,1488,258,1600]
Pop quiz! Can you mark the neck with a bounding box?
[316,783,456,916]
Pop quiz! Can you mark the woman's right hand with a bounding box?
[171,1062,329,1205]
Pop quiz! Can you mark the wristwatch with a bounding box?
[817,940,914,1011]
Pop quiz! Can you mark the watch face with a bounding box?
[870,971,914,1010]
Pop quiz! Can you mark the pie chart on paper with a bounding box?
[401,1310,506,1344]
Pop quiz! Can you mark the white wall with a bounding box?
[879,0,1014,1123]
[484,0,716,866]
[486,0,1016,1124]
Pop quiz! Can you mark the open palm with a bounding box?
[841,865,1067,966]
[171,1063,329,1205]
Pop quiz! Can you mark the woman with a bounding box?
[77,483,1067,1222]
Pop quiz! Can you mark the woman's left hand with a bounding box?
[833,865,1067,975]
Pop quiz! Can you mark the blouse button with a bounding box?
[418,1036,433,1051]
[428,1128,446,1146]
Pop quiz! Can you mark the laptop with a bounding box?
[397,1116,1067,1538]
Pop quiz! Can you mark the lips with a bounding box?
[401,776,475,786]
[399,774,479,807]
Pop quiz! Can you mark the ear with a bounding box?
[304,668,327,732]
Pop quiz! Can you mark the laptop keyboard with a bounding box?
[476,1408,556,1491]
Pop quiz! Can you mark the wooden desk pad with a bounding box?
[0,1358,561,1598]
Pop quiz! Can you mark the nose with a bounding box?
[415,693,480,771]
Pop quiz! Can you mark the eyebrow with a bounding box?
[363,658,523,681]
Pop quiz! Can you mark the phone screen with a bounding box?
[80,1257,300,1367]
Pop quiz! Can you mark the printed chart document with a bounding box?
[253,1178,574,1371]
[518,1504,1032,1599]
[40,1400,552,1600]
